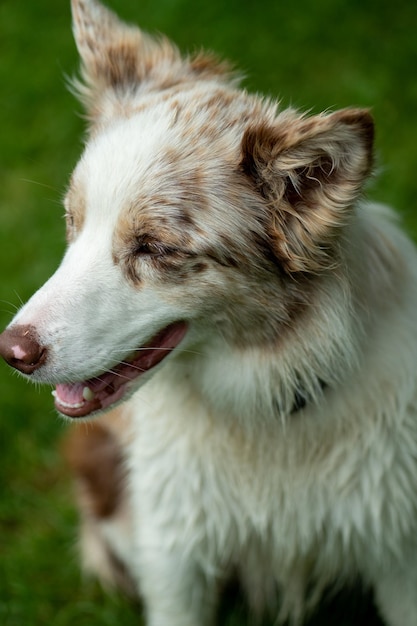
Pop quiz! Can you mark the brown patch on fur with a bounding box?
[112,157,213,285]
[113,208,200,287]
[97,42,143,89]
[205,232,242,268]
[190,261,208,274]
[168,100,183,127]
[62,419,126,519]
[180,90,260,144]
[121,241,203,287]
[189,50,235,80]
[240,109,374,273]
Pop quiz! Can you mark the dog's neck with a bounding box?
[179,265,362,427]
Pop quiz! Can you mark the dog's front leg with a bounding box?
[136,544,219,626]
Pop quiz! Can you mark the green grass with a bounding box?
[1,0,417,623]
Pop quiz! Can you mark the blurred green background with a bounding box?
[0,0,416,624]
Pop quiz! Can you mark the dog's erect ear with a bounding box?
[71,0,233,122]
[71,0,178,119]
[241,108,374,273]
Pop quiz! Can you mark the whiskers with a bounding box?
[19,178,60,193]
[108,345,203,359]
[0,292,24,317]
[0,300,20,317]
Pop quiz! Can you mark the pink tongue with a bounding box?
[54,321,188,412]
[56,382,86,405]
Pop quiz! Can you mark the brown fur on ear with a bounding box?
[241,108,374,273]
[71,0,235,121]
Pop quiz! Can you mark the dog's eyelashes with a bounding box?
[133,240,177,258]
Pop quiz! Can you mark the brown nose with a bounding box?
[0,324,47,374]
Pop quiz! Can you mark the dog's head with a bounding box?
[0,0,373,419]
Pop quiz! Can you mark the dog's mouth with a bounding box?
[52,321,188,419]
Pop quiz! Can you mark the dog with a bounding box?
[1,0,417,624]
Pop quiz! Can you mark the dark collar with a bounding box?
[291,379,327,415]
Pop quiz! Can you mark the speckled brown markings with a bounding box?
[112,190,202,287]
[240,109,374,272]
[72,0,237,124]
[72,0,375,349]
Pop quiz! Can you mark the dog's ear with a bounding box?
[71,0,233,122]
[241,108,374,273]
[71,0,177,119]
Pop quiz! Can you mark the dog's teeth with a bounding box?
[82,386,95,402]
[51,387,95,407]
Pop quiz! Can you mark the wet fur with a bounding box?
[9,1,417,624]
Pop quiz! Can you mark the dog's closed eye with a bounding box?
[133,239,178,258]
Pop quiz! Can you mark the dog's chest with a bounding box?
[126,371,394,576]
